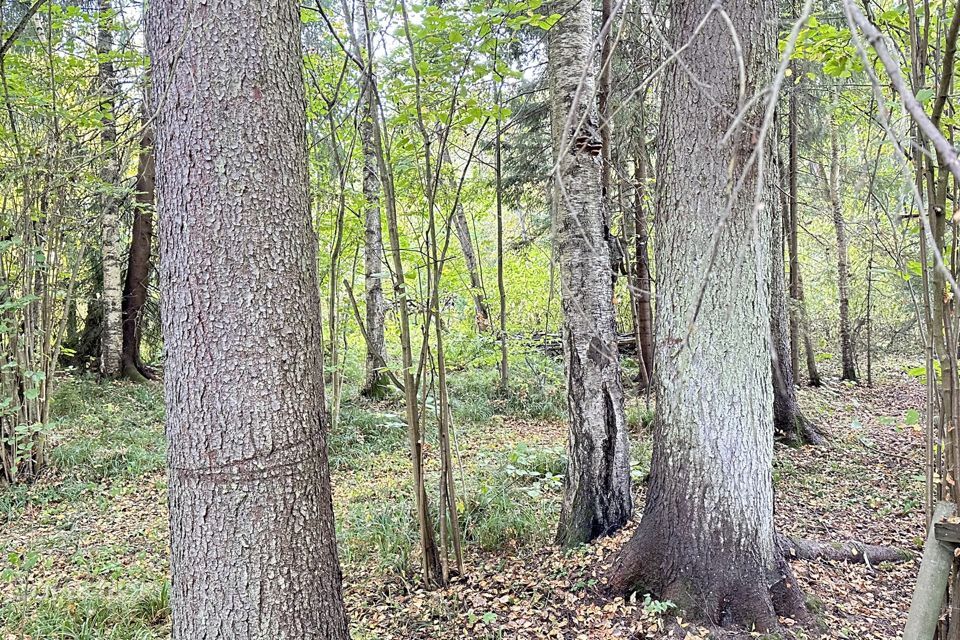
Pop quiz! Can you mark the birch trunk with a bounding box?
[147,1,350,636]
[359,53,388,397]
[549,0,631,547]
[609,0,805,628]
[97,0,122,379]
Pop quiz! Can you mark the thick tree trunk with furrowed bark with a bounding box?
[147,1,350,637]
[608,0,806,630]
[549,0,632,547]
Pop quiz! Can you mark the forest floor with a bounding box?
[0,361,926,639]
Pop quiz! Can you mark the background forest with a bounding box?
[0,0,953,637]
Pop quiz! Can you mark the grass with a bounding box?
[0,361,582,637]
[1,582,170,640]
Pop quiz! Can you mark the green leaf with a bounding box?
[917,88,936,104]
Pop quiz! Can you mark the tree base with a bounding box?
[776,413,826,447]
[359,372,392,400]
[608,520,808,632]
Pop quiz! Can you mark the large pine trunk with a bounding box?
[147,1,350,637]
[608,0,805,629]
[549,0,631,547]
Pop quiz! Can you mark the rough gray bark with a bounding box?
[147,1,350,637]
[549,0,631,547]
[97,0,122,379]
[904,502,954,640]
[608,0,805,629]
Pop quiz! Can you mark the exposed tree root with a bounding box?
[796,413,826,446]
[778,534,913,565]
[775,412,826,447]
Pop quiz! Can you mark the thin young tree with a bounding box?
[787,78,822,387]
[632,148,654,386]
[147,0,350,636]
[549,0,632,547]
[121,113,155,382]
[608,0,806,628]
[773,155,821,444]
[821,118,857,382]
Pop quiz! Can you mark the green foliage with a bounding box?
[338,494,420,575]
[1,377,165,518]
[327,405,408,469]
[460,445,562,550]
[447,353,566,425]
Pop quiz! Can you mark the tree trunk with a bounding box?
[97,0,122,379]
[608,0,806,629]
[633,150,654,386]
[788,75,801,378]
[494,81,509,389]
[121,116,155,382]
[549,0,632,547]
[825,124,857,382]
[358,27,389,397]
[449,165,491,332]
[798,270,823,386]
[773,153,820,445]
[147,1,350,636]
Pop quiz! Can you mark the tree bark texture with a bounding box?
[608,0,806,629]
[548,0,632,547]
[147,1,350,637]
[121,118,155,382]
[98,0,122,379]
[797,270,822,386]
